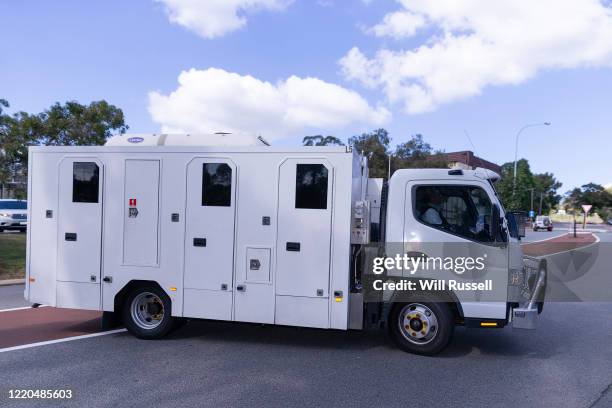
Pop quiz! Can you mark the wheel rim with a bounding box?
[130,292,165,330]
[398,303,438,345]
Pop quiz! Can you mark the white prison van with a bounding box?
[25,133,545,355]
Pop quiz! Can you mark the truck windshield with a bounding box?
[0,201,27,210]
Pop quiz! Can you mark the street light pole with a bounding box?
[513,122,551,195]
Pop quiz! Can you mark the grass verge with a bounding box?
[0,233,26,280]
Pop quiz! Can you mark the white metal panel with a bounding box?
[275,296,329,328]
[26,152,59,306]
[183,288,232,320]
[57,158,103,293]
[276,158,333,298]
[56,281,101,310]
[123,159,160,266]
[101,154,184,316]
[184,158,236,293]
[233,283,275,324]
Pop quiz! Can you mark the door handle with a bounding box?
[65,232,77,241]
[236,284,246,292]
[406,251,428,260]
[286,242,300,252]
[103,276,112,283]
[193,238,207,247]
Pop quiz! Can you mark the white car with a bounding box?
[0,199,28,232]
[533,215,553,231]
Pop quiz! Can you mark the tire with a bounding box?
[533,227,538,231]
[0,228,4,233]
[389,300,454,355]
[122,284,175,339]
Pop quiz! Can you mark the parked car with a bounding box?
[533,215,553,231]
[0,199,28,232]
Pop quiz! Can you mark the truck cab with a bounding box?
[369,167,546,354]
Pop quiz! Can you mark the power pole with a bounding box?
[539,192,544,215]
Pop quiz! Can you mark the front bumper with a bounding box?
[511,256,547,329]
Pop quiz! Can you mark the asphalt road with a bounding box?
[0,284,28,309]
[0,230,610,408]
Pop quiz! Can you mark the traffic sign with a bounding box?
[581,204,592,214]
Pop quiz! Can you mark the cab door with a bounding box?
[57,158,103,310]
[405,181,508,319]
[183,159,236,320]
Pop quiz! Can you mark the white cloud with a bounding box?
[148,68,390,139]
[367,10,425,39]
[341,0,612,113]
[155,0,291,38]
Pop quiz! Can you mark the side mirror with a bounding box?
[507,211,527,239]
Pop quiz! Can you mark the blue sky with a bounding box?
[1,0,611,191]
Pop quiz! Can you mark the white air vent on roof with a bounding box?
[105,133,270,147]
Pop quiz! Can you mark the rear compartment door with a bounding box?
[183,158,237,320]
[56,158,103,310]
[275,159,333,328]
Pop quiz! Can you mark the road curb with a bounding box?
[0,279,25,286]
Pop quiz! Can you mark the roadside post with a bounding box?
[581,204,592,230]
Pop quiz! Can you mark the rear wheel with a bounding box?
[122,285,175,339]
[0,228,4,233]
[389,301,454,355]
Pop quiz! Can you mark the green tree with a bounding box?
[495,158,563,214]
[533,172,562,214]
[393,134,448,169]
[495,159,536,211]
[0,99,128,198]
[565,183,612,221]
[302,135,345,146]
[348,128,391,179]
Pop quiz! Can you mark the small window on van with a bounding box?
[72,162,99,203]
[202,163,232,207]
[295,164,328,209]
[415,185,494,242]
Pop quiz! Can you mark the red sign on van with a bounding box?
[129,198,137,207]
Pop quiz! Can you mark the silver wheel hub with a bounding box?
[131,292,165,330]
[399,303,438,345]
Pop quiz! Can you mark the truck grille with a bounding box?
[11,214,27,220]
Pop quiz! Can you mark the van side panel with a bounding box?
[27,152,59,306]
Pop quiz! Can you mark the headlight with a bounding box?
[0,213,11,218]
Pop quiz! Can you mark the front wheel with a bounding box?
[122,285,175,339]
[389,301,454,355]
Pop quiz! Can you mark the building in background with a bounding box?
[435,150,502,175]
